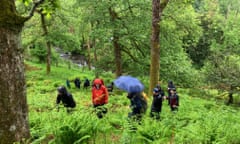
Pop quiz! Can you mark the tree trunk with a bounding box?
[0,1,30,143]
[149,0,169,96]
[40,13,51,74]
[109,7,122,77]
[87,38,92,70]
[113,33,122,77]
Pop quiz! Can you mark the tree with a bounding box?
[0,0,43,143]
[203,0,240,104]
[76,0,151,77]
[20,0,60,74]
[148,0,169,96]
[203,54,240,104]
[108,6,122,77]
[40,13,52,74]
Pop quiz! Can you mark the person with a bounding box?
[107,82,114,93]
[150,85,165,120]
[92,78,109,118]
[167,88,179,111]
[56,86,76,112]
[127,92,147,121]
[167,81,175,105]
[66,79,71,89]
[74,78,81,89]
[83,78,90,89]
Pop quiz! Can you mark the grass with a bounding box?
[25,61,240,144]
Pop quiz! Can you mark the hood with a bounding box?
[93,78,104,85]
[57,86,67,95]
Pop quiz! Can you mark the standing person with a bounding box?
[56,86,76,112]
[167,81,175,104]
[127,92,147,121]
[168,88,179,111]
[150,85,165,120]
[74,78,81,89]
[83,78,90,89]
[92,78,109,118]
[107,82,114,93]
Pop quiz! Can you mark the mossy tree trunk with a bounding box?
[40,13,51,74]
[0,0,30,143]
[149,0,169,96]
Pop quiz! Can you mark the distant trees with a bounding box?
[201,0,240,104]
[18,0,240,103]
[75,0,151,77]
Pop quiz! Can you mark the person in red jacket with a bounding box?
[92,78,109,118]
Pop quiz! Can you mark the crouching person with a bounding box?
[92,78,109,119]
[127,92,147,122]
[56,86,76,113]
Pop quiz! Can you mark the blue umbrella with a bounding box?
[114,75,144,93]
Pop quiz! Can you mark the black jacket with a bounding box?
[151,89,165,112]
[128,92,147,115]
[56,93,76,108]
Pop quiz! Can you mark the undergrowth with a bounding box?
[25,61,240,144]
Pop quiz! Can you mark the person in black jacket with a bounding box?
[74,78,81,89]
[107,82,114,93]
[127,92,147,121]
[56,86,76,112]
[150,85,165,120]
[83,78,90,89]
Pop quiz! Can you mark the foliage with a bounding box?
[201,0,240,93]
[159,1,202,87]
[25,61,240,144]
[202,54,240,89]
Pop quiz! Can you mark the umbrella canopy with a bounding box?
[114,75,144,93]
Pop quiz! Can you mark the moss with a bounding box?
[0,0,26,32]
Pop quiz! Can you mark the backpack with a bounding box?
[139,93,148,113]
[138,93,147,113]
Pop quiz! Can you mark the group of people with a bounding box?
[56,78,179,121]
[66,78,91,89]
[150,81,179,120]
[56,78,112,118]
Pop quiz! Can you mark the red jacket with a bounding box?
[92,79,108,106]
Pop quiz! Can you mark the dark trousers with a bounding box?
[170,106,178,111]
[150,111,160,120]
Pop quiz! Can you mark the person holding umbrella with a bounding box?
[114,76,147,121]
[92,78,109,118]
[127,92,147,121]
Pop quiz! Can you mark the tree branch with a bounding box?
[160,0,170,17]
[121,48,138,62]
[24,0,45,21]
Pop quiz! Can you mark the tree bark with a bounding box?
[87,38,92,70]
[113,33,122,77]
[0,1,30,143]
[149,0,169,96]
[40,13,51,75]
